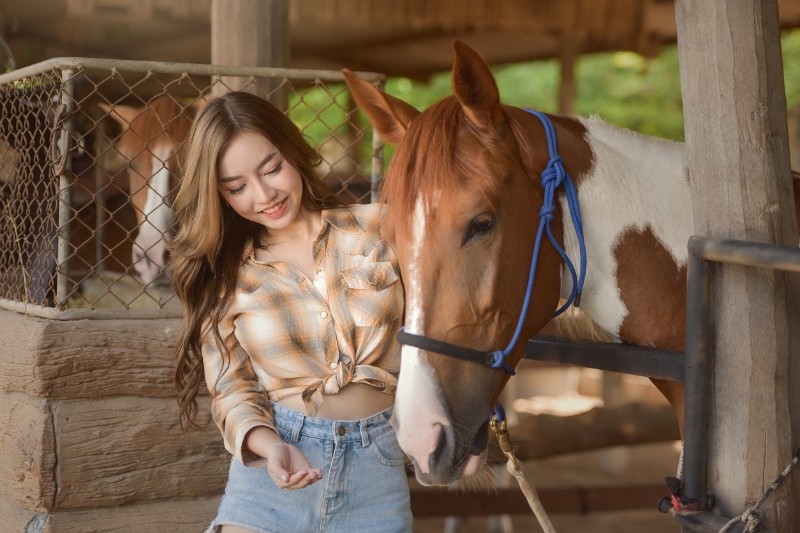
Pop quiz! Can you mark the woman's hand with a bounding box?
[245,426,323,490]
[265,440,323,489]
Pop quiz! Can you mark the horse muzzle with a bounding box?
[397,416,490,486]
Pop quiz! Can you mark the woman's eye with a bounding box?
[229,184,245,194]
[264,162,283,176]
[465,213,496,242]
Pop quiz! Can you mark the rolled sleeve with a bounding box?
[201,316,275,466]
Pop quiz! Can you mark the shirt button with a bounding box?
[320,311,328,319]
[329,362,337,370]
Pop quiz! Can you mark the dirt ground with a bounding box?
[412,441,682,533]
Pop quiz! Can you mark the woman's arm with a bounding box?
[202,317,322,487]
[244,426,323,488]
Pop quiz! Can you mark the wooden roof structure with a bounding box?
[4,0,800,78]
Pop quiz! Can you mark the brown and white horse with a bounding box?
[344,42,705,486]
[99,96,195,285]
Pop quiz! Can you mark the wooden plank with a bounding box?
[0,310,48,396]
[410,483,669,517]
[0,392,55,511]
[0,311,183,400]
[53,396,228,509]
[675,0,800,530]
[43,495,221,533]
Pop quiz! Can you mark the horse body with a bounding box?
[566,116,690,348]
[344,42,698,486]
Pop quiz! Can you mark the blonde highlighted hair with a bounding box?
[171,91,340,427]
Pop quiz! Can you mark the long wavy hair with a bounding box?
[171,91,340,428]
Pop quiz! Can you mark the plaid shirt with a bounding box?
[202,203,404,464]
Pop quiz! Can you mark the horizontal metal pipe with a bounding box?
[0,57,385,84]
[689,235,800,272]
[668,509,745,533]
[525,336,685,382]
[0,298,183,320]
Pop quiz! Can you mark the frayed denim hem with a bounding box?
[204,519,276,533]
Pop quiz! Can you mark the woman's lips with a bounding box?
[262,198,288,218]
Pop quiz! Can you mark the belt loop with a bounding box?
[360,420,370,447]
[290,412,305,443]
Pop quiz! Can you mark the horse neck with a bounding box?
[557,117,692,338]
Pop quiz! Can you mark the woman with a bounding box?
[171,91,411,533]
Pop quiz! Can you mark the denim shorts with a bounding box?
[205,402,412,533]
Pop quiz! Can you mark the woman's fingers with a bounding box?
[281,470,321,489]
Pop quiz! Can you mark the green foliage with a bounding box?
[290,28,800,155]
[576,48,684,140]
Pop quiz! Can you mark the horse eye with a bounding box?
[466,213,496,242]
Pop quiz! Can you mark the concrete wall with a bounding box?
[0,310,227,532]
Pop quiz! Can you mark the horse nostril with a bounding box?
[430,423,451,467]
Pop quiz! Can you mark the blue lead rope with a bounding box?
[524,108,587,315]
[491,109,588,416]
[488,109,588,374]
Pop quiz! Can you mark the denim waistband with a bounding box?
[270,401,394,447]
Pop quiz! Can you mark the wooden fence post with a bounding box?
[675,0,800,530]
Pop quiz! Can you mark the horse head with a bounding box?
[345,42,593,485]
[99,97,195,285]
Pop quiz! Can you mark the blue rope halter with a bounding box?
[396,108,588,376]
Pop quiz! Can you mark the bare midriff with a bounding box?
[276,382,393,421]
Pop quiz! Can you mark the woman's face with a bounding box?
[217,131,306,233]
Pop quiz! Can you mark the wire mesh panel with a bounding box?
[0,58,385,319]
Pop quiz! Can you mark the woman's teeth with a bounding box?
[263,199,285,214]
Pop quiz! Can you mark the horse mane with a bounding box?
[548,302,615,343]
[380,96,506,234]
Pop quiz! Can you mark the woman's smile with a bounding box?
[261,197,288,218]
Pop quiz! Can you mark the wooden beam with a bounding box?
[558,34,577,115]
[506,403,680,462]
[675,0,800,530]
[410,483,669,517]
[210,0,289,105]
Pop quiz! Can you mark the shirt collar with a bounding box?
[320,206,363,235]
[243,206,364,263]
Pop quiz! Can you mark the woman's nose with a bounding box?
[254,179,277,202]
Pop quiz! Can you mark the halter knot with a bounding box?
[539,204,556,222]
[540,155,565,187]
[491,350,517,375]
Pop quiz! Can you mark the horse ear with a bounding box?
[451,41,501,131]
[342,69,420,145]
[98,102,140,129]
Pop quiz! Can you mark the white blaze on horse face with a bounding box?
[562,117,692,337]
[133,145,176,284]
[394,194,449,474]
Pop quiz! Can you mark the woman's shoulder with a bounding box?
[323,202,385,234]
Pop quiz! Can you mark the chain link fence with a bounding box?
[0,58,385,319]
